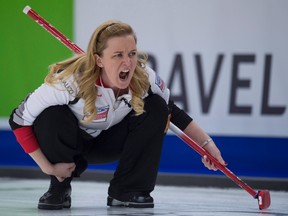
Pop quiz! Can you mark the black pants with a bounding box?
[33,94,169,199]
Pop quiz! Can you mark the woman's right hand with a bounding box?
[29,148,76,182]
[49,162,76,182]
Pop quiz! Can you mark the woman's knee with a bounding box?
[34,105,76,131]
[33,105,82,162]
[33,105,79,149]
[144,94,169,121]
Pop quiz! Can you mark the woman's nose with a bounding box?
[123,56,131,66]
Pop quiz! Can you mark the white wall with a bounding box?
[75,0,288,137]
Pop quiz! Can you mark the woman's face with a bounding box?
[96,34,137,90]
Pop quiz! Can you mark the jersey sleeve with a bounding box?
[145,66,170,104]
[9,74,78,153]
[169,100,193,131]
[145,66,192,131]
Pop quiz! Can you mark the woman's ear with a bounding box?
[95,54,103,67]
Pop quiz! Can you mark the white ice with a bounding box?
[0,178,287,216]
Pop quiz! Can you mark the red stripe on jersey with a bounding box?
[13,126,39,153]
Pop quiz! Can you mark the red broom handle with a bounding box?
[169,123,258,197]
[23,6,84,54]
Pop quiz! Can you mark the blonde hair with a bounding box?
[45,20,150,123]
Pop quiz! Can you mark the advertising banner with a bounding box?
[75,0,288,138]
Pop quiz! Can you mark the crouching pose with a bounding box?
[9,20,226,210]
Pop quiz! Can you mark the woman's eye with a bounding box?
[113,53,123,58]
[129,51,137,57]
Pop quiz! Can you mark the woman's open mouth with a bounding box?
[119,69,130,81]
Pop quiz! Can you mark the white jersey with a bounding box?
[12,67,170,138]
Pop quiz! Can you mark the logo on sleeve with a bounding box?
[62,79,75,95]
[155,75,165,92]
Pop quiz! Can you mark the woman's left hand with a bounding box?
[201,141,227,171]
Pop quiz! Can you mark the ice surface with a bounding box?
[0,178,287,216]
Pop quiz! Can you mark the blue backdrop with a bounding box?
[1,129,287,179]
